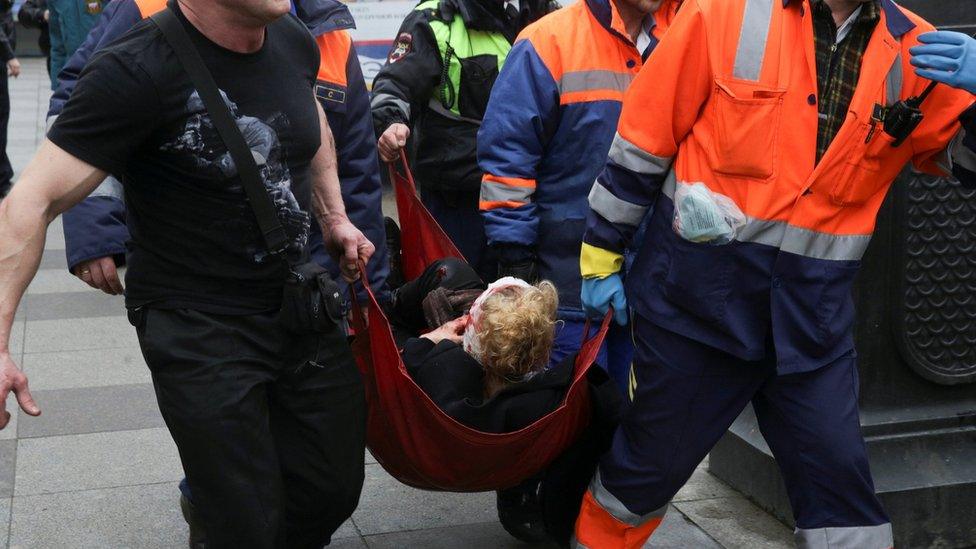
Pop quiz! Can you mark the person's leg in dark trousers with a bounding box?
[420,186,494,280]
[135,308,365,549]
[595,316,772,515]
[268,326,366,548]
[0,65,12,198]
[752,353,892,547]
[575,314,772,544]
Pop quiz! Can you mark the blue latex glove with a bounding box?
[581,274,628,326]
[910,31,976,94]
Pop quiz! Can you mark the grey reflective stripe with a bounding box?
[589,471,668,527]
[738,217,785,248]
[733,0,774,81]
[88,176,124,201]
[608,133,673,175]
[780,224,872,261]
[570,537,591,549]
[370,92,411,121]
[885,54,903,106]
[795,523,893,549]
[558,70,633,94]
[427,98,482,125]
[948,127,976,173]
[588,183,647,227]
[481,180,534,204]
[662,169,677,198]
[664,180,871,261]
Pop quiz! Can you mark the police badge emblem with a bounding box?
[388,33,413,64]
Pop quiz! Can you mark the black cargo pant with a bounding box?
[0,65,12,197]
[131,307,366,549]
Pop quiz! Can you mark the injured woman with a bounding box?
[385,256,622,545]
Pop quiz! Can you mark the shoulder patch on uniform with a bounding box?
[316,83,346,105]
[388,33,413,64]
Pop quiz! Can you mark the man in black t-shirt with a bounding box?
[0,1,373,547]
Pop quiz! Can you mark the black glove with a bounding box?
[494,243,539,282]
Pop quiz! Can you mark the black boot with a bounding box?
[497,478,550,544]
[385,216,405,289]
[179,494,208,549]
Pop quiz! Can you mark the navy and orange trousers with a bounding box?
[574,312,892,549]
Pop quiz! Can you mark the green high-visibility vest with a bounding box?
[416,0,512,120]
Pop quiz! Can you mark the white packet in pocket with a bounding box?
[672,182,746,245]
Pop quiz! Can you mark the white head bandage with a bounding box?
[462,277,532,364]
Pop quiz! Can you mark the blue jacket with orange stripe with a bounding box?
[477,0,676,317]
[49,0,390,302]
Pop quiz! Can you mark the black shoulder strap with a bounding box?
[150,8,290,256]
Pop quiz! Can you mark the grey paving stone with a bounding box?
[334,519,359,540]
[15,427,183,496]
[360,521,534,549]
[25,268,90,295]
[17,383,163,439]
[44,217,65,249]
[674,496,793,549]
[8,482,186,549]
[23,316,138,354]
[351,463,497,536]
[359,507,721,549]
[20,290,126,321]
[0,440,16,498]
[22,346,151,391]
[36,248,68,272]
[329,537,367,548]
[651,507,724,548]
[673,463,740,503]
[0,398,18,441]
[0,497,10,546]
[7,318,24,356]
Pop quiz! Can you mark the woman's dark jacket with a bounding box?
[402,336,622,434]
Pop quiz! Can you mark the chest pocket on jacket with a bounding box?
[708,81,785,181]
[826,117,897,206]
[458,54,499,120]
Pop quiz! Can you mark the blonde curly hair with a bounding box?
[474,281,559,398]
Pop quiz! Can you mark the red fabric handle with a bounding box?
[348,261,371,336]
[388,153,419,197]
[581,309,615,347]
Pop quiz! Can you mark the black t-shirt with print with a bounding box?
[48,3,321,314]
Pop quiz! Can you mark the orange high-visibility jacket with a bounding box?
[581,0,976,371]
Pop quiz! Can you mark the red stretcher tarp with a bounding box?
[349,156,609,492]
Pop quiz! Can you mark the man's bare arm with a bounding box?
[0,140,108,428]
[309,99,375,282]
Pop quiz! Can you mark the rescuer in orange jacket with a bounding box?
[575,0,976,547]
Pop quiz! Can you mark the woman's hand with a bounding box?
[421,316,467,345]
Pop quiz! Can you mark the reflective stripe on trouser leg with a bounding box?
[573,471,667,549]
[751,354,891,549]
[795,524,893,549]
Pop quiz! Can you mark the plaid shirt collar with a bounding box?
[782,0,915,38]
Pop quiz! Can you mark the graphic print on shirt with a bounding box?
[160,90,311,263]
